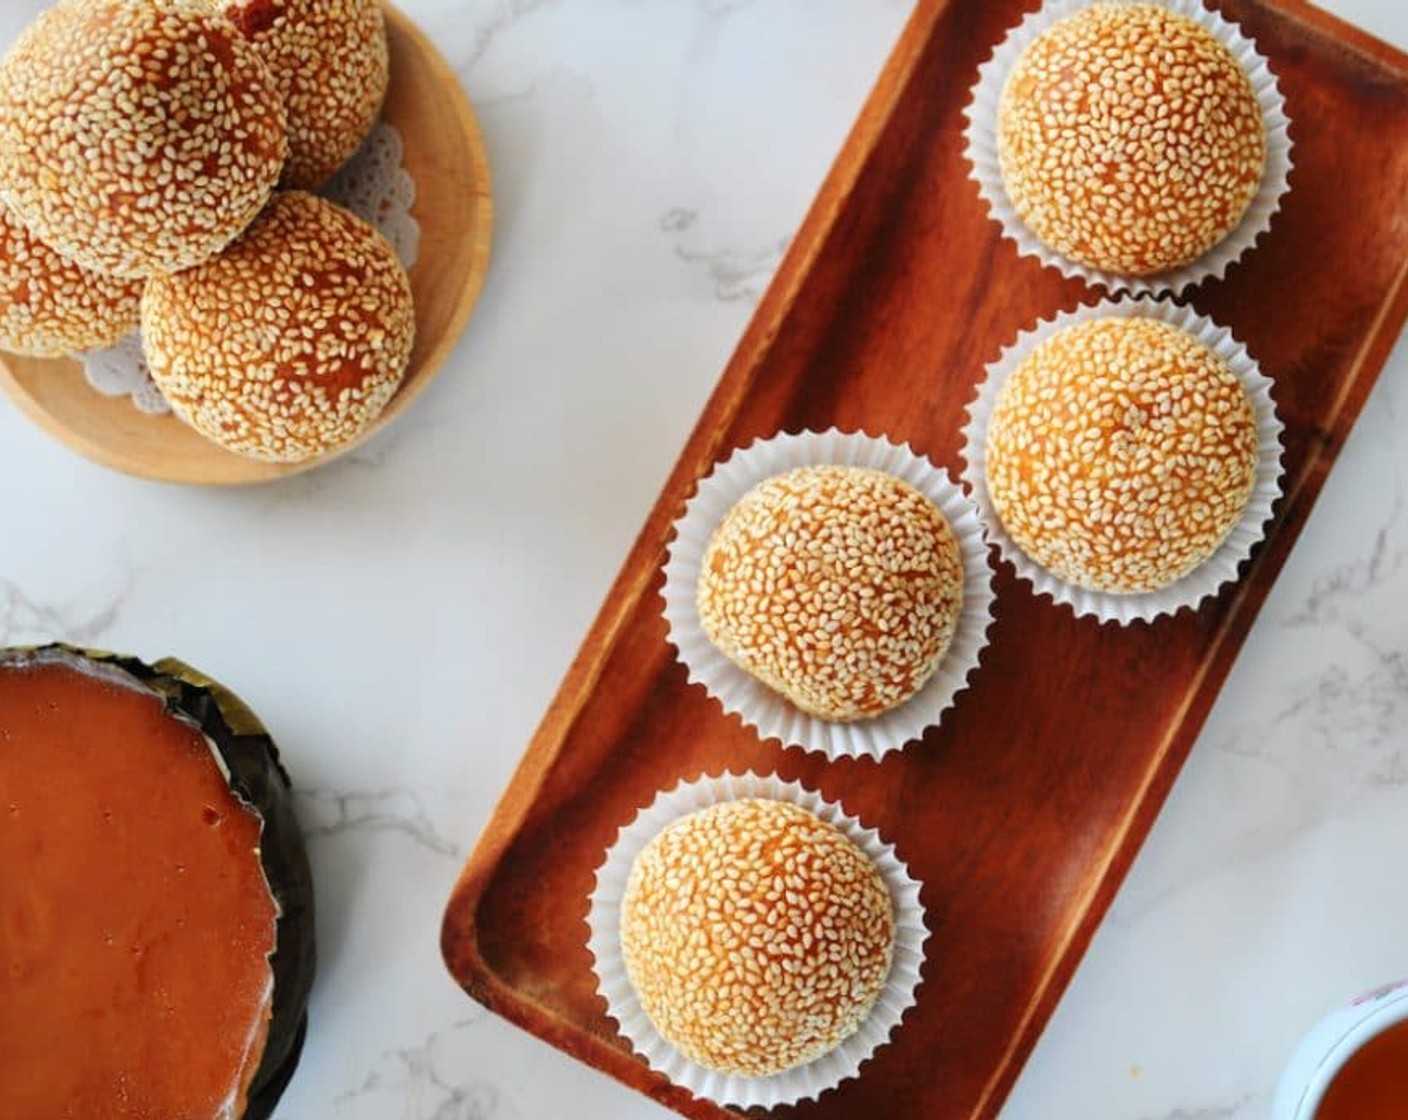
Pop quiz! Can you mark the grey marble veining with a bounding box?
[661,207,789,303]
[330,1019,504,1120]
[297,788,464,860]
[0,576,124,647]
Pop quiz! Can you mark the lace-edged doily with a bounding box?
[83,335,169,414]
[80,122,420,416]
[325,123,420,267]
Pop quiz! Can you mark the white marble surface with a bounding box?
[1,2,1406,1118]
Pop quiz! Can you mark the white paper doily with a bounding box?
[82,334,169,415]
[323,121,420,268]
[80,121,420,415]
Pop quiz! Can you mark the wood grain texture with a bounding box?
[442,1,1408,1118]
[0,2,492,485]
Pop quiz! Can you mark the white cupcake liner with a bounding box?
[586,770,928,1110]
[963,0,1294,296]
[959,297,1284,624]
[661,429,995,759]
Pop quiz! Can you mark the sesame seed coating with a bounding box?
[142,191,415,463]
[997,3,1266,276]
[620,798,895,1078]
[984,317,1259,593]
[222,0,389,190]
[0,201,140,358]
[698,465,964,722]
[0,0,287,279]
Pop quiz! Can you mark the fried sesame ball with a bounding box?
[997,3,1266,276]
[142,191,415,464]
[984,317,1259,594]
[222,0,390,190]
[0,0,287,279]
[621,798,895,1077]
[0,202,141,358]
[698,465,964,722]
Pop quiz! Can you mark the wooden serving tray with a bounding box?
[443,2,1408,1117]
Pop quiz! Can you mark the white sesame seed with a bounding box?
[984,317,1259,593]
[221,0,388,190]
[142,191,415,464]
[0,0,287,279]
[697,465,965,722]
[996,4,1265,276]
[620,798,894,1078]
[0,201,141,357]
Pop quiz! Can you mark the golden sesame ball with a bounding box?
[222,0,390,190]
[997,4,1266,276]
[984,317,1259,594]
[0,0,287,279]
[0,202,141,358]
[698,465,964,722]
[621,798,894,1077]
[142,191,415,464]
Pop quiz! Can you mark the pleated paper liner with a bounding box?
[586,771,928,1111]
[959,297,1285,623]
[661,429,995,758]
[962,0,1293,296]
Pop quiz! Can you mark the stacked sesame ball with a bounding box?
[0,0,408,464]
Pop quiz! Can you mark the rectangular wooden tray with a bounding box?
[443,2,1408,1117]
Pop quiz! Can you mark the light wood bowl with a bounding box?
[0,3,493,485]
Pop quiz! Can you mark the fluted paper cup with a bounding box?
[959,296,1284,623]
[662,429,995,758]
[963,0,1293,296]
[587,770,928,1110]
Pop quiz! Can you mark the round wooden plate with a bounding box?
[0,3,493,485]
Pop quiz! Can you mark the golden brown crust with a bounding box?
[142,191,414,463]
[620,798,894,1077]
[222,0,390,190]
[984,317,1259,593]
[698,465,964,721]
[0,202,141,357]
[0,0,287,279]
[997,3,1265,276]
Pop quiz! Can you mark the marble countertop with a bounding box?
[1,2,1406,1118]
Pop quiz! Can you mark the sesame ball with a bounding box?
[984,317,1259,594]
[997,3,1266,276]
[620,798,895,1078]
[0,0,287,279]
[698,465,964,722]
[0,202,141,358]
[222,0,390,190]
[142,191,415,464]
